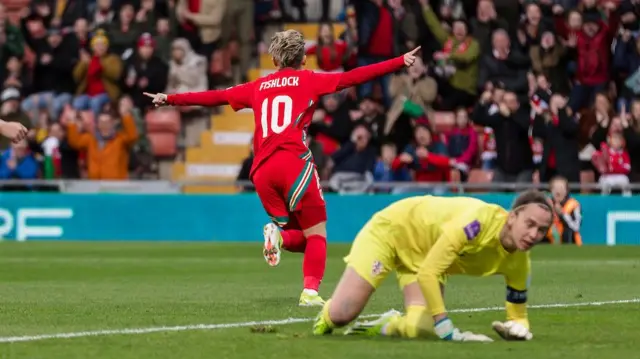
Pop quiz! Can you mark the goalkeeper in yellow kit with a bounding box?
[313,190,553,342]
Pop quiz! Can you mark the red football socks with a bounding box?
[303,235,327,291]
[281,229,306,252]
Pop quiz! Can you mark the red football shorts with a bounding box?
[252,150,327,230]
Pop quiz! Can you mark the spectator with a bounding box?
[166,38,208,94]
[577,92,614,173]
[176,0,226,60]
[153,18,176,64]
[565,9,583,36]
[373,141,411,192]
[0,139,38,180]
[309,93,353,157]
[420,0,479,110]
[547,176,583,246]
[0,4,25,70]
[517,3,554,52]
[279,0,307,22]
[92,0,115,28]
[566,11,617,112]
[393,123,452,189]
[49,0,87,28]
[477,29,530,99]
[621,100,640,182]
[386,56,437,139]
[470,0,508,55]
[306,133,328,178]
[445,107,478,181]
[434,0,466,28]
[32,112,51,144]
[0,87,31,151]
[72,30,123,117]
[100,3,141,58]
[117,95,153,177]
[492,0,520,35]
[590,101,640,181]
[122,33,169,111]
[592,131,632,195]
[530,31,570,95]
[22,5,49,53]
[328,124,377,194]
[353,96,386,147]
[614,26,640,110]
[66,110,138,180]
[38,121,80,179]
[532,94,580,183]
[306,23,350,72]
[71,17,91,52]
[22,28,76,125]
[219,0,253,81]
[474,90,534,184]
[388,0,418,52]
[354,0,400,107]
[135,0,160,33]
[481,126,497,170]
[3,56,29,94]
[339,6,358,71]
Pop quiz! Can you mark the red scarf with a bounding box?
[86,56,105,96]
[442,37,471,54]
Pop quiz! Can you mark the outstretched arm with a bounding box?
[335,56,405,91]
[146,82,254,110]
[165,89,230,107]
[313,47,420,96]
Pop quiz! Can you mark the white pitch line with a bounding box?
[0,298,638,344]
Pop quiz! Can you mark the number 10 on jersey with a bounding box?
[261,96,293,138]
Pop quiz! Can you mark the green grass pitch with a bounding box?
[0,242,638,359]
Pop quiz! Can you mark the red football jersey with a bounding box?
[164,56,406,178]
[223,70,346,177]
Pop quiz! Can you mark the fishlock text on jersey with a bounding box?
[259,77,300,91]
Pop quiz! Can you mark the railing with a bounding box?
[0,179,638,193]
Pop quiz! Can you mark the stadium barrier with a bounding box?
[0,184,638,244]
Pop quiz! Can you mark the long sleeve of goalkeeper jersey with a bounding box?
[504,255,531,329]
[312,56,405,96]
[417,232,467,317]
[166,82,254,109]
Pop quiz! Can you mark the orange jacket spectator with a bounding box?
[66,113,138,179]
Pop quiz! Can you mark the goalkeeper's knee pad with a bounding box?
[389,305,434,339]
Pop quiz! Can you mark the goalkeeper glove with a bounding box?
[434,317,493,342]
[492,321,533,341]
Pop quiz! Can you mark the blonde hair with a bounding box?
[269,30,305,69]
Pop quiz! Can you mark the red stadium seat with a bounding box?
[466,169,493,193]
[148,132,177,157]
[145,109,180,133]
[4,0,30,11]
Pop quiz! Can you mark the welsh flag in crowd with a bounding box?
[41,137,62,179]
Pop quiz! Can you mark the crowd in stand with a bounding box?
[240,0,640,194]
[0,0,230,182]
[0,0,639,196]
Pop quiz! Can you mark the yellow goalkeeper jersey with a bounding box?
[376,195,530,327]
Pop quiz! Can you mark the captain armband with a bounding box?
[506,286,528,304]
